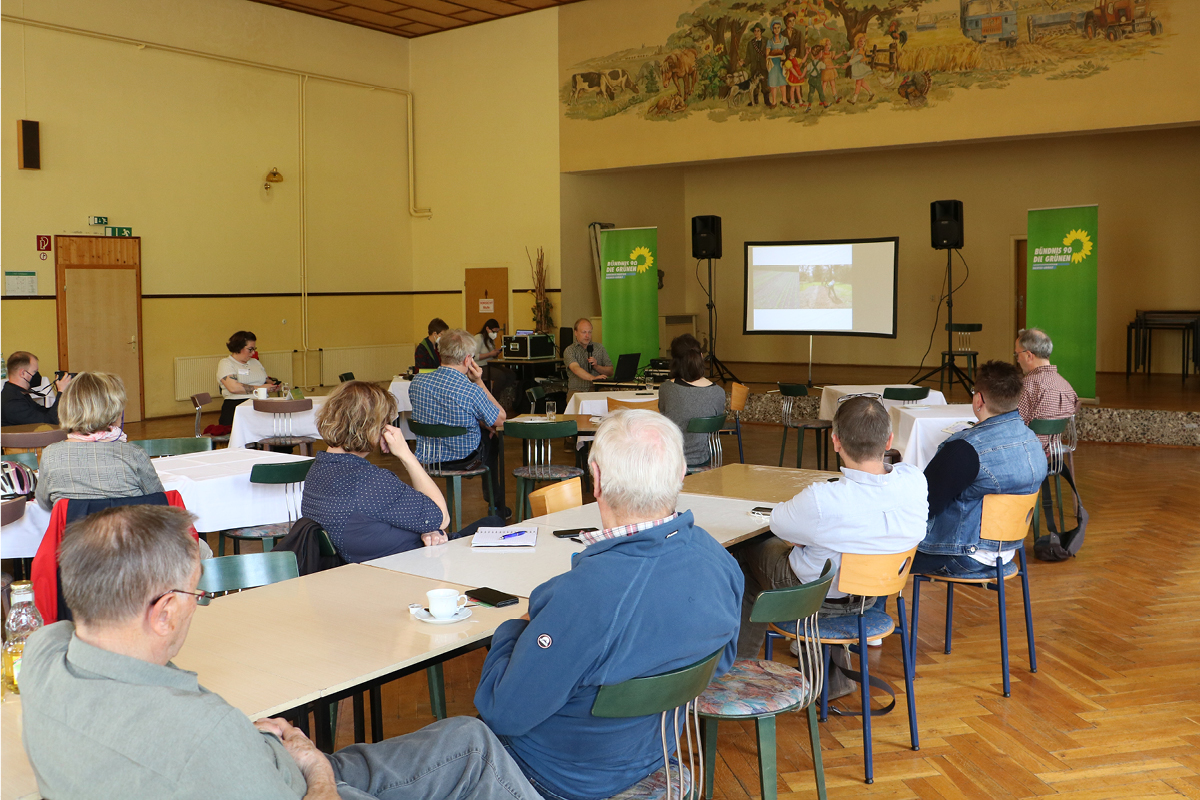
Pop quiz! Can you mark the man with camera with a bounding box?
[2,351,72,426]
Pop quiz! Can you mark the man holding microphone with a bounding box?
[563,318,614,396]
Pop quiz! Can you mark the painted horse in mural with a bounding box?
[660,48,698,99]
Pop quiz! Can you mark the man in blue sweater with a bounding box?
[474,410,743,800]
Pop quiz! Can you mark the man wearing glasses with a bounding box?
[19,505,542,800]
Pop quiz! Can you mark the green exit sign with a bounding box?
[104,226,132,237]
[88,216,108,225]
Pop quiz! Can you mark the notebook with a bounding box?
[471,526,538,548]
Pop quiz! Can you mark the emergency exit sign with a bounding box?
[104,226,132,237]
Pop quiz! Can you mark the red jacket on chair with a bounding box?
[31,491,196,623]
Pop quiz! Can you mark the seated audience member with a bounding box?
[657,334,728,468]
[916,360,1048,576]
[410,329,509,517]
[1014,327,1079,450]
[414,318,449,371]
[35,372,163,511]
[302,381,502,563]
[2,351,71,426]
[473,318,516,408]
[562,318,613,395]
[474,410,742,800]
[20,505,544,800]
[734,396,927,664]
[216,331,280,426]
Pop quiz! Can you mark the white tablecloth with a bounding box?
[565,390,659,416]
[889,404,977,470]
[818,384,947,420]
[229,396,328,449]
[387,378,415,438]
[0,448,314,558]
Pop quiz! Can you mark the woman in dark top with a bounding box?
[301,381,501,563]
[657,334,728,467]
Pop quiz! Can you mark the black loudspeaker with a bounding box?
[692,215,722,259]
[930,200,963,250]
[17,120,40,170]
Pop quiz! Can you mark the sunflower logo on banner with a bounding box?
[630,246,654,273]
[1063,229,1093,264]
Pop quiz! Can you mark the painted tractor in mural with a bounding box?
[960,0,1020,47]
[1083,0,1164,40]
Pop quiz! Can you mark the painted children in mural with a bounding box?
[746,24,768,84]
[783,13,805,59]
[847,34,875,104]
[765,20,788,108]
[783,47,804,109]
[802,43,827,109]
[819,37,841,104]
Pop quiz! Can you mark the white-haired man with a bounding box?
[410,328,509,517]
[1014,327,1078,452]
[474,409,743,800]
[20,505,543,800]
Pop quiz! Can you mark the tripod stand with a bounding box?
[703,257,739,383]
[914,248,973,395]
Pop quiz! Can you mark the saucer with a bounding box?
[413,607,472,625]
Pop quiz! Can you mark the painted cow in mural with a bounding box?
[601,68,638,96]
[570,71,614,103]
[660,48,698,99]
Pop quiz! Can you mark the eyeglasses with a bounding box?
[837,392,882,404]
[1013,349,1028,357]
[150,588,212,607]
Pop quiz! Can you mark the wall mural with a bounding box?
[559,0,1197,170]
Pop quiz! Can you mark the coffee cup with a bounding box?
[252,387,269,399]
[426,588,467,620]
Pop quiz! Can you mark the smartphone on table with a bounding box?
[552,528,598,539]
[467,587,520,608]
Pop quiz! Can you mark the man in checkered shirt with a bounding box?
[1015,328,1079,532]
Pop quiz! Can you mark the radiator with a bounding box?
[319,345,414,385]
[173,351,294,401]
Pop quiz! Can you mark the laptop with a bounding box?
[612,353,641,383]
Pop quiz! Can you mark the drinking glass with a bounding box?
[546,401,557,421]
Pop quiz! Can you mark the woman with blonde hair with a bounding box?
[35,372,163,511]
[301,381,503,563]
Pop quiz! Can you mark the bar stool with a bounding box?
[940,323,982,387]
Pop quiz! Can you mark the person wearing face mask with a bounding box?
[2,351,72,426]
[415,318,450,372]
[473,319,516,410]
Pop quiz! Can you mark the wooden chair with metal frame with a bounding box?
[527,477,583,517]
[592,649,724,800]
[881,386,930,405]
[1,429,68,461]
[940,323,982,387]
[685,414,726,475]
[189,393,229,445]
[217,459,314,556]
[697,563,835,800]
[717,383,749,464]
[408,420,494,532]
[1028,416,1077,537]
[910,491,1040,698]
[774,384,831,470]
[130,437,214,458]
[607,396,660,413]
[248,398,318,456]
[505,420,584,522]
[767,548,920,785]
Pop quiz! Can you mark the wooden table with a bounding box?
[368,493,778,598]
[682,463,840,503]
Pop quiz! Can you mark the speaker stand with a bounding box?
[704,257,740,384]
[807,335,814,388]
[913,249,973,396]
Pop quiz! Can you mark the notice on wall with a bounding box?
[479,298,494,313]
[5,271,37,296]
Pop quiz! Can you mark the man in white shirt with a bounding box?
[735,396,928,661]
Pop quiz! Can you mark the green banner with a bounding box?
[600,227,659,370]
[1027,205,1098,399]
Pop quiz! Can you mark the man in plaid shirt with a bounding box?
[1015,328,1079,533]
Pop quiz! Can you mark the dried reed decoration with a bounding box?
[527,246,554,334]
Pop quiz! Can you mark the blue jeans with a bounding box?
[911,552,989,577]
[328,717,540,800]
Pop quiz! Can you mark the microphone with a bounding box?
[586,344,594,357]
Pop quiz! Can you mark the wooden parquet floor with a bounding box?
[118,412,1200,799]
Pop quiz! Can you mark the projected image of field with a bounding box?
[754,267,852,310]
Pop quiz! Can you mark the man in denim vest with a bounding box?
[914,360,1047,576]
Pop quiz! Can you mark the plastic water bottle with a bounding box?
[3,581,43,695]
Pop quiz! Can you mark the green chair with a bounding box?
[685,414,726,475]
[1028,416,1076,536]
[130,437,214,458]
[593,649,724,800]
[698,563,835,800]
[1,452,39,470]
[881,386,930,405]
[941,323,982,387]
[504,420,584,521]
[198,551,300,596]
[525,385,546,412]
[776,384,831,470]
[409,420,494,531]
[218,459,314,555]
